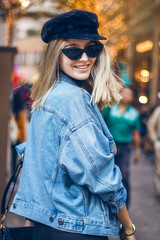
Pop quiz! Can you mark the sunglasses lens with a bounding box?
[62,43,103,60]
[86,44,103,58]
[62,48,82,60]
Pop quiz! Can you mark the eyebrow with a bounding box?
[65,44,78,48]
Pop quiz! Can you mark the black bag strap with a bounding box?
[1,154,24,215]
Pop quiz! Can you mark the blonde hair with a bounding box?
[31,39,122,110]
[31,39,66,110]
[91,46,123,109]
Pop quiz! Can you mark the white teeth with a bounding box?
[76,65,88,69]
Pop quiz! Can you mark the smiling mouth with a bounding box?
[74,64,90,69]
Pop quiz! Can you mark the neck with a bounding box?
[60,71,93,94]
[119,102,128,107]
[119,102,128,113]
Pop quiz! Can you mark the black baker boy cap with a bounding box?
[41,9,106,43]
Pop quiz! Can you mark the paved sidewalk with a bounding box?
[5,153,160,240]
[128,153,160,240]
[110,153,160,240]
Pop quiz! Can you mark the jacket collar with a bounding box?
[60,71,85,87]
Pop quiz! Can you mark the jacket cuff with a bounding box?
[108,188,127,213]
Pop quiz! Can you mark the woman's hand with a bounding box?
[116,205,136,240]
[119,221,136,240]
[120,233,136,240]
[126,235,136,240]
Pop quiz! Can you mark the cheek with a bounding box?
[92,58,97,66]
[128,96,133,102]
[59,53,74,76]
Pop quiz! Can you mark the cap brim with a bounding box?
[41,33,107,43]
[63,33,107,40]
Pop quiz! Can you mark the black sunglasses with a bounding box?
[61,42,103,61]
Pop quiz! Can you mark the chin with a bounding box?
[73,72,90,81]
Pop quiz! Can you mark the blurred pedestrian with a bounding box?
[18,82,32,120]
[101,86,141,208]
[10,10,136,240]
[139,105,153,155]
[10,90,26,175]
[139,105,148,139]
[147,106,160,197]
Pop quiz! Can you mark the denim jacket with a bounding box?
[10,72,126,238]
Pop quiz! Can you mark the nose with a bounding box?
[80,52,89,61]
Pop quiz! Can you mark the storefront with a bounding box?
[127,0,160,108]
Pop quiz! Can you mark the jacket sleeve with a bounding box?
[59,120,127,213]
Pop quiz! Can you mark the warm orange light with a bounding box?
[140,69,150,82]
[139,95,148,104]
[141,69,149,77]
[136,41,153,53]
[19,0,30,8]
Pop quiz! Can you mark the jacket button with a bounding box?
[49,217,53,222]
[13,203,16,209]
[58,220,64,225]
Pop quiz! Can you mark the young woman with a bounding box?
[10,9,136,240]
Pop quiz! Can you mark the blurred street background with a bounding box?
[0,0,160,239]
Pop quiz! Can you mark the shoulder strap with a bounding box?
[1,154,24,215]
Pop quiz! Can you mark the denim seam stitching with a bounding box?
[76,130,117,191]
[57,121,65,146]
[41,106,96,133]
[41,105,73,129]
[81,89,91,119]
[74,130,98,175]
[81,90,105,133]
[96,175,116,192]
[14,199,53,215]
[57,119,99,160]
[58,121,116,192]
